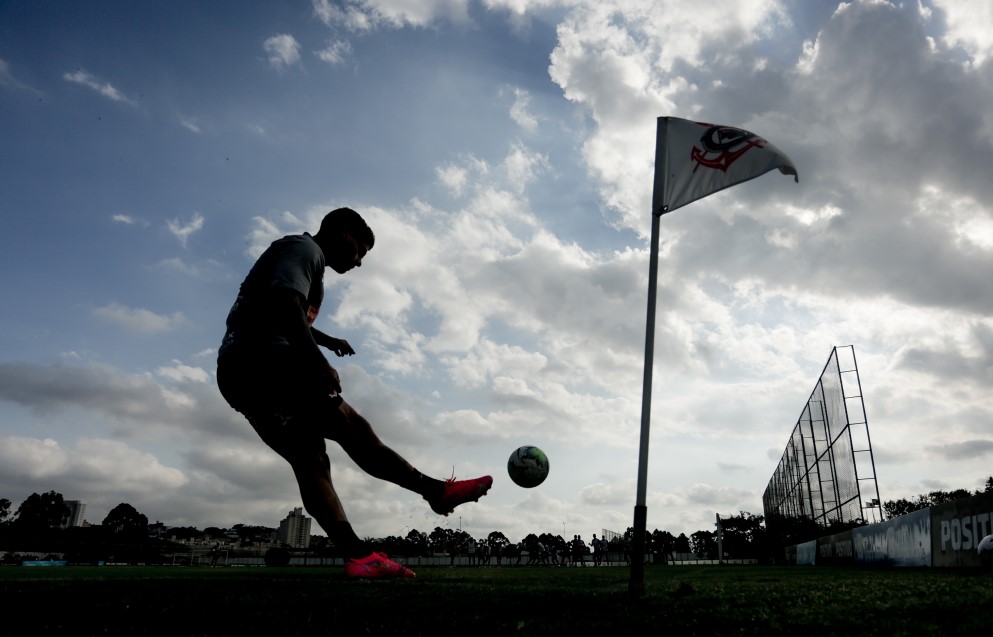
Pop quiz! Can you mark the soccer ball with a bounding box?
[507,446,549,488]
[978,534,993,566]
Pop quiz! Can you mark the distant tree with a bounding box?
[927,489,972,505]
[102,503,148,539]
[0,498,10,522]
[648,529,662,553]
[690,530,716,559]
[403,529,429,555]
[674,533,691,554]
[521,532,539,551]
[426,526,471,554]
[486,531,510,551]
[644,529,660,556]
[883,498,919,518]
[427,526,448,553]
[649,530,675,563]
[718,512,768,560]
[375,533,405,556]
[884,488,976,519]
[983,477,993,493]
[372,529,430,557]
[428,527,453,553]
[13,491,70,531]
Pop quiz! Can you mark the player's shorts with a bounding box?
[217,346,344,463]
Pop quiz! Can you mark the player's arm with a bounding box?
[271,287,342,393]
[310,327,356,357]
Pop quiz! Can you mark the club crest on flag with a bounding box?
[691,124,769,174]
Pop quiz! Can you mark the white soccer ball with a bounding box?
[507,445,549,488]
[978,534,993,566]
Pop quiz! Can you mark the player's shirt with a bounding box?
[219,233,325,356]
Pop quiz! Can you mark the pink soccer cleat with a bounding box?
[344,552,416,580]
[427,474,493,516]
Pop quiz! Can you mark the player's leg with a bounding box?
[288,448,349,535]
[257,415,415,579]
[319,399,433,490]
[219,353,414,578]
[286,449,415,579]
[324,399,492,516]
[243,413,363,555]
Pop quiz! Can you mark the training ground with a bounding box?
[3,562,990,635]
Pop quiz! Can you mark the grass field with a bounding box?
[3,563,990,636]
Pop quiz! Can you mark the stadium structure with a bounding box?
[763,346,882,528]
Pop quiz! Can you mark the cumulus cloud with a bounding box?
[315,40,353,65]
[542,0,993,332]
[264,33,302,69]
[313,0,473,30]
[0,362,188,426]
[437,163,470,197]
[0,435,269,527]
[156,361,211,384]
[436,156,488,198]
[0,357,309,525]
[509,87,539,132]
[931,0,993,65]
[502,141,549,193]
[92,304,188,333]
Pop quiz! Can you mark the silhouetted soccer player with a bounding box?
[217,207,492,579]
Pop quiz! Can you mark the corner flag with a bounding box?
[630,116,798,594]
[654,117,798,215]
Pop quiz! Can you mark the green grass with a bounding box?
[2,564,991,636]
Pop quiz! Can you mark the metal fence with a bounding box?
[763,346,882,527]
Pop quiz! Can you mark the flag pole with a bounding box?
[627,116,796,594]
[630,117,668,595]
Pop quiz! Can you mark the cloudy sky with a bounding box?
[1,0,991,544]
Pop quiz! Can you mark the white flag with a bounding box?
[653,117,798,215]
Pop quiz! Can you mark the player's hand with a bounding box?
[325,337,355,357]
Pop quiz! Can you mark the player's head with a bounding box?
[317,207,375,273]
[318,207,375,250]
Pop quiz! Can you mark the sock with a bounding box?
[332,521,370,559]
[415,472,446,499]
